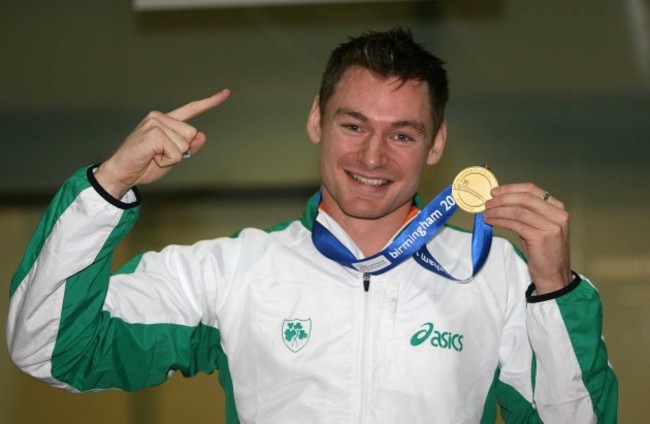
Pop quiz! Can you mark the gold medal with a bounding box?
[452,166,499,213]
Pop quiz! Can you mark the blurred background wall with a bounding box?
[1,0,648,422]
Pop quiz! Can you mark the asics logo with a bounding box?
[410,322,464,352]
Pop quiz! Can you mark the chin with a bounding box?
[340,203,391,220]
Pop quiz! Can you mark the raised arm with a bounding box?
[484,183,618,422]
[7,91,234,392]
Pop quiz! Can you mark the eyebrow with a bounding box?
[334,108,427,137]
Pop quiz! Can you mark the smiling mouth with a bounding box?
[347,171,390,187]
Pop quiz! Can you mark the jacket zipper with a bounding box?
[363,273,371,292]
[359,272,371,423]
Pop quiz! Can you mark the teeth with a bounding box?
[350,173,388,186]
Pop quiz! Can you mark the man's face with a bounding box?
[307,66,446,223]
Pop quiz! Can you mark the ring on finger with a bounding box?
[182,151,192,160]
[542,190,550,201]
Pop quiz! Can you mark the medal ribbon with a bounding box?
[311,186,493,282]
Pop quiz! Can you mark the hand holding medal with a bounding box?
[445,165,572,293]
[482,179,573,295]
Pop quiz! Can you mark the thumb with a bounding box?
[186,131,207,156]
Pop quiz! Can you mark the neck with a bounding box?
[321,198,414,257]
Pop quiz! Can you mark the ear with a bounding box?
[426,121,447,166]
[306,95,322,144]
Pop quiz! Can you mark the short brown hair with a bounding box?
[319,27,449,136]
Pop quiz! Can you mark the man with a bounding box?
[7,28,617,423]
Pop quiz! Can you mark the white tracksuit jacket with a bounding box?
[7,166,618,423]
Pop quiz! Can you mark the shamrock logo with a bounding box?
[282,319,311,353]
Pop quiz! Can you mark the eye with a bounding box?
[392,133,415,143]
[342,123,362,132]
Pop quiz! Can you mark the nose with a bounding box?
[357,135,387,170]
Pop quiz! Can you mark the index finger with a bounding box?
[167,89,231,122]
[491,182,540,197]
[489,183,564,209]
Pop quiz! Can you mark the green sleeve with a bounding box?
[8,167,229,394]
